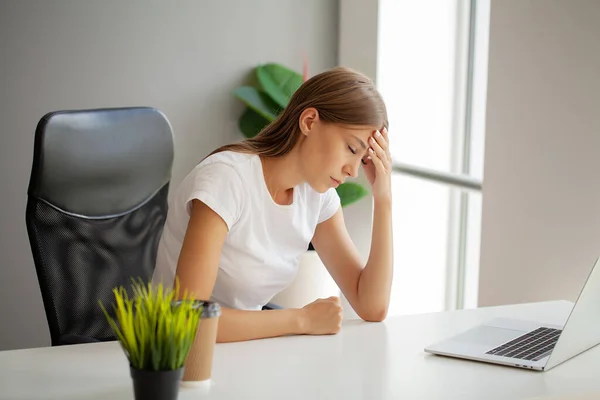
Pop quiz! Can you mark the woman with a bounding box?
[152,66,393,343]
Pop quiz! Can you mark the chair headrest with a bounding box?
[28,107,174,218]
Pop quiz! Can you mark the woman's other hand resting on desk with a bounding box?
[217,296,343,343]
[301,296,343,335]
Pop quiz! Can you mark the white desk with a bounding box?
[1,300,599,400]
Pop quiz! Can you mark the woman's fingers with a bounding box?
[368,147,386,172]
[369,135,390,169]
[373,129,389,154]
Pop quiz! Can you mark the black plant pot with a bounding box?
[130,366,184,400]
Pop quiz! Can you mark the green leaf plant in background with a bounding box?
[232,62,370,209]
[99,278,202,372]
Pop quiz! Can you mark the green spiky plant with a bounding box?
[232,62,369,208]
[99,279,202,372]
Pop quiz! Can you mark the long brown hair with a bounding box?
[208,66,388,159]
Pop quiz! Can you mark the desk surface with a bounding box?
[1,300,599,400]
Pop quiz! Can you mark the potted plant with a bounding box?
[99,279,202,400]
[232,62,370,307]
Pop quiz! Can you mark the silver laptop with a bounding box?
[425,256,600,371]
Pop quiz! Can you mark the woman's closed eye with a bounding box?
[348,145,357,155]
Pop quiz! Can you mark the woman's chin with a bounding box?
[307,180,330,194]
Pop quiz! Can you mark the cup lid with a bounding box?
[200,301,221,318]
[171,299,221,318]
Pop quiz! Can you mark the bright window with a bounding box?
[377,0,489,315]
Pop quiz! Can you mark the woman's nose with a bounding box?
[343,160,360,179]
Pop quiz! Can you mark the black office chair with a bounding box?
[25,107,174,346]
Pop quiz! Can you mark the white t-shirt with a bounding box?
[152,150,341,310]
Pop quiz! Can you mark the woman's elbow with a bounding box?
[359,306,388,323]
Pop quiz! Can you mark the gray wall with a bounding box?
[479,0,600,306]
[0,0,339,350]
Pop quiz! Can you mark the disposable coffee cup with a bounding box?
[181,301,221,387]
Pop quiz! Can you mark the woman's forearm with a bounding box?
[357,198,394,321]
[216,307,305,343]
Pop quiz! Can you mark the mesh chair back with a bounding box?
[26,107,174,345]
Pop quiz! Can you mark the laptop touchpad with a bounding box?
[453,326,525,347]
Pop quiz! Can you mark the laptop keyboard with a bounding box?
[485,327,562,361]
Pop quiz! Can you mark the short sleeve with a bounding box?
[185,162,245,230]
[318,188,341,224]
